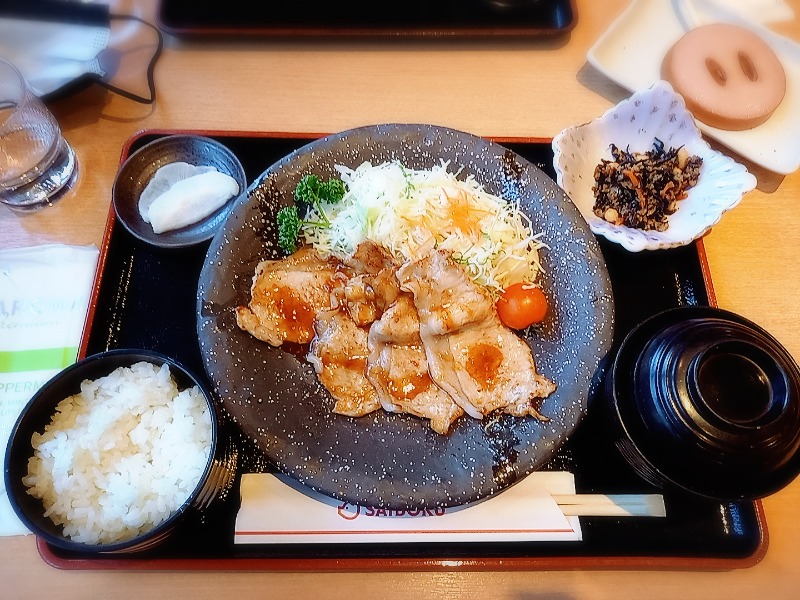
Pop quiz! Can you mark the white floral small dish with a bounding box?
[552,80,757,252]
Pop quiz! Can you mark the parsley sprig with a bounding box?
[276,174,346,253]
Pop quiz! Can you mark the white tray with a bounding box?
[587,0,800,174]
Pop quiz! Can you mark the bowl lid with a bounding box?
[610,306,800,501]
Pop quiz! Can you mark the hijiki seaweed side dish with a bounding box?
[592,139,702,231]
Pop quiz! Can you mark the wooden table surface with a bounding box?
[3,0,800,597]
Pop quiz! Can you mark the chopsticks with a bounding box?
[552,494,666,517]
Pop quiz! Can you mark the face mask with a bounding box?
[0,0,162,104]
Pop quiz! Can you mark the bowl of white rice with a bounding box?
[4,349,238,554]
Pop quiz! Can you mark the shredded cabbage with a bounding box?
[300,160,545,294]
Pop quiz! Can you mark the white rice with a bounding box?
[23,361,212,545]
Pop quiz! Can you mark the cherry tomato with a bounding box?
[496,283,548,329]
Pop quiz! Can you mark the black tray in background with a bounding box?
[41,131,765,571]
[156,0,577,37]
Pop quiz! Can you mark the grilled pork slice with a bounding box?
[397,250,556,420]
[366,294,464,434]
[308,308,381,417]
[235,247,343,346]
[337,240,402,326]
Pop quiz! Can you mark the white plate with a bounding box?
[587,0,800,174]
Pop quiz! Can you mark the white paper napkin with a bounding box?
[0,244,98,536]
[235,472,582,544]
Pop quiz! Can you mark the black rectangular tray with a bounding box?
[39,131,766,571]
[156,0,577,38]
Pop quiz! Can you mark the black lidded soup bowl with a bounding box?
[605,305,800,501]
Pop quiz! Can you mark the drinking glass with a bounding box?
[0,58,78,211]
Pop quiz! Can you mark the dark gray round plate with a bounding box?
[197,124,614,509]
[113,135,247,249]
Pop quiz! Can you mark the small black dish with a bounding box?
[4,349,238,554]
[606,306,800,501]
[112,135,247,249]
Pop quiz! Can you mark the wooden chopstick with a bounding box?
[552,494,666,517]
